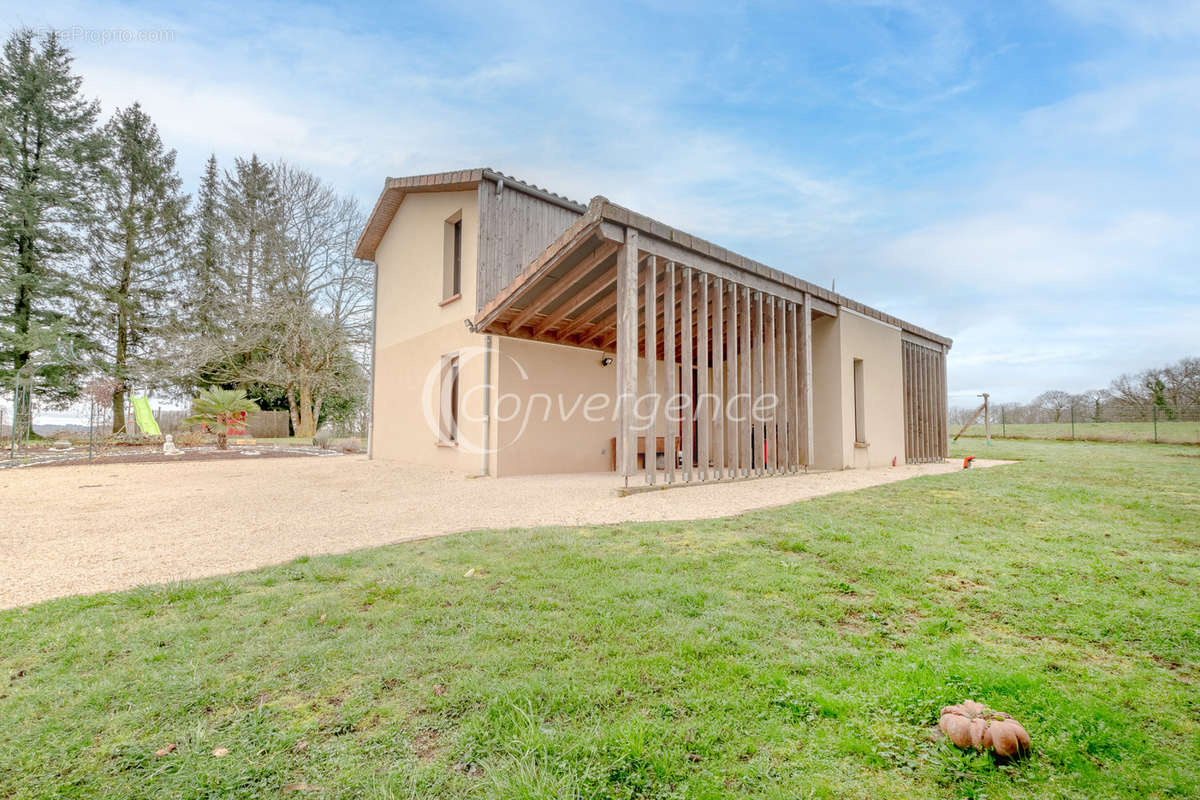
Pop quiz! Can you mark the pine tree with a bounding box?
[188,154,229,336]
[222,154,279,308]
[88,103,188,432]
[0,28,104,416]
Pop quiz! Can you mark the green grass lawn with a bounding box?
[957,420,1200,445]
[2,440,1197,799]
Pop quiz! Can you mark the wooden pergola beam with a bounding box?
[712,277,725,479]
[532,239,624,335]
[508,241,618,334]
[801,293,814,467]
[725,282,739,477]
[697,272,710,481]
[616,229,639,482]
[739,285,751,474]
[644,255,657,485]
[664,260,677,484]
[681,267,694,481]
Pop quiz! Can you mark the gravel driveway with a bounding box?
[0,454,1009,608]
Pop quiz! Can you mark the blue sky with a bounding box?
[6,0,1198,406]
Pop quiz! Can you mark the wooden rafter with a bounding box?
[507,241,618,334]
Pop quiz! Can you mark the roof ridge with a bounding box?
[482,168,585,209]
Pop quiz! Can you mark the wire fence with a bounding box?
[954,403,1200,444]
[4,384,365,463]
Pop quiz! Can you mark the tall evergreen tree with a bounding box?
[0,28,104,417]
[188,154,226,335]
[222,154,278,308]
[88,103,188,432]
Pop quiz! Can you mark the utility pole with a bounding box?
[978,392,991,445]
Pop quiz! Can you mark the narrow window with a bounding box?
[439,354,460,444]
[452,219,462,295]
[853,358,866,444]
[442,210,463,302]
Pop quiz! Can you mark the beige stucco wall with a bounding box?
[371,190,493,473]
[493,338,613,475]
[373,190,478,345]
[807,310,905,470]
[810,314,843,469]
[838,309,905,469]
[493,337,676,477]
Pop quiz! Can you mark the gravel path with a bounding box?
[0,455,1011,608]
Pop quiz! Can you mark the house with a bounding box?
[354,169,950,485]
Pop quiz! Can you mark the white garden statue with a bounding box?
[162,434,183,456]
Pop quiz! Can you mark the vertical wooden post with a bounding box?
[938,347,948,459]
[902,344,911,463]
[775,298,789,473]
[764,297,777,473]
[927,352,936,460]
[917,348,924,460]
[616,229,639,483]
[644,255,657,484]
[726,283,739,478]
[922,351,932,460]
[712,277,725,479]
[800,293,814,469]
[696,272,710,481]
[916,349,925,461]
[982,391,990,445]
[739,286,751,476]
[681,267,694,481]
[910,346,917,462]
[752,291,765,476]
[664,261,677,482]
[786,302,799,473]
[931,352,939,460]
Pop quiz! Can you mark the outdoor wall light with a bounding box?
[600,357,614,367]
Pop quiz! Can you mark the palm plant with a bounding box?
[184,387,260,450]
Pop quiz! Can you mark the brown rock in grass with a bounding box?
[940,712,973,748]
[988,720,1031,758]
[938,700,1030,759]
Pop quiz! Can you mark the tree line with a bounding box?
[951,356,1200,425]
[0,28,372,437]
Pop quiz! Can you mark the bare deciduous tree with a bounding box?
[184,162,371,437]
[1032,390,1073,423]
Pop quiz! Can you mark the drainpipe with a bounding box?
[367,261,379,459]
[478,334,492,477]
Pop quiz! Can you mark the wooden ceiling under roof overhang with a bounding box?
[472,202,852,362]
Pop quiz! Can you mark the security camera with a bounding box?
[601,357,614,367]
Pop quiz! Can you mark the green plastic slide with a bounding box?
[131,397,161,436]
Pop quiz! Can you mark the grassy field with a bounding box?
[1,440,1197,799]
[956,420,1200,445]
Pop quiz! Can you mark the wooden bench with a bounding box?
[610,436,667,472]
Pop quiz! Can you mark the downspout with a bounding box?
[367,260,379,459]
[478,334,492,477]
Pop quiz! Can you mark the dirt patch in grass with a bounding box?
[412,728,443,762]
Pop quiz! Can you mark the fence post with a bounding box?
[1001,406,1006,437]
[1071,406,1075,440]
[8,387,14,461]
[1153,405,1158,443]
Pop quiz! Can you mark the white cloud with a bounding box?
[81,67,320,161]
[880,203,1190,287]
[1053,0,1200,39]
[1022,69,1200,158]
